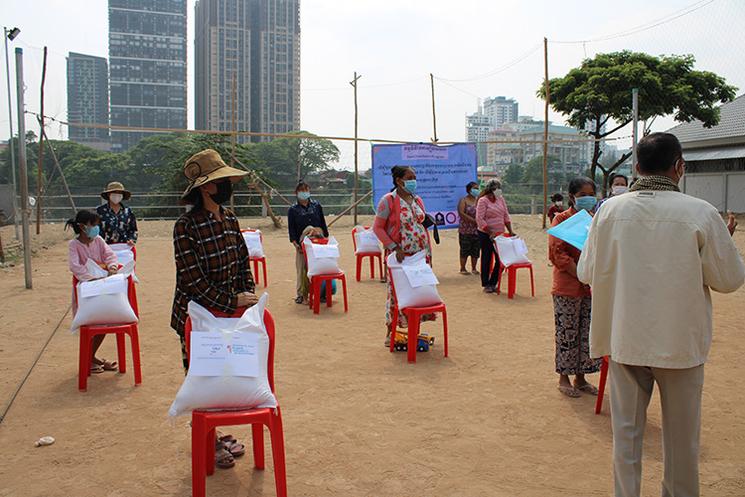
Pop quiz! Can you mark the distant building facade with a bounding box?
[465,96,518,166]
[108,0,187,151]
[482,96,519,127]
[66,52,110,150]
[195,0,300,139]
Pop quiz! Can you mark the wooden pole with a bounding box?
[15,47,32,289]
[541,37,550,230]
[430,73,438,142]
[327,190,372,228]
[35,46,47,235]
[40,127,76,214]
[350,72,361,225]
[230,72,237,212]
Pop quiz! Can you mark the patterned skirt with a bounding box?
[552,295,601,375]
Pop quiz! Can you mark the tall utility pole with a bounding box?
[631,88,639,180]
[4,27,20,240]
[429,73,438,142]
[35,46,47,234]
[230,72,237,212]
[15,47,32,289]
[541,37,550,230]
[350,72,361,224]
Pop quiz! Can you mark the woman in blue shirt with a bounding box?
[288,182,328,303]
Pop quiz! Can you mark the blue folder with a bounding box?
[547,210,593,251]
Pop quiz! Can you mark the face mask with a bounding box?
[675,160,685,185]
[611,186,628,196]
[85,225,100,239]
[403,179,417,194]
[492,189,503,198]
[297,191,311,201]
[109,193,123,204]
[554,201,563,207]
[210,180,233,205]
[575,196,597,212]
[470,188,480,197]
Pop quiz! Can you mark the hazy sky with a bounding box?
[2,0,744,170]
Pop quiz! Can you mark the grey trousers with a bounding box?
[610,360,704,497]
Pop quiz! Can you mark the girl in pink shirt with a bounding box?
[66,210,119,373]
[475,179,514,293]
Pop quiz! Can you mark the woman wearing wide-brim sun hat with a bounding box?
[96,181,138,245]
[171,149,259,469]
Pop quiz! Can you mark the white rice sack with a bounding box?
[84,258,109,279]
[109,243,135,266]
[494,236,531,267]
[168,293,277,417]
[242,231,265,259]
[304,236,342,277]
[354,227,382,255]
[387,251,442,309]
[70,273,138,333]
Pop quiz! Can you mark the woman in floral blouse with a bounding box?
[373,166,434,346]
[96,181,138,245]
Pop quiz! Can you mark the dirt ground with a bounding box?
[0,214,744,497]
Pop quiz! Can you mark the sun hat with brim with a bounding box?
[181,149,249,200]
[101,181,132,201]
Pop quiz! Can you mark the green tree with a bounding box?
[502,163,524,188]
[538,51,737,193]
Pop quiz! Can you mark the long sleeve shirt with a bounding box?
[577,191,745,368]
[548,208,591,298]
[287,200,328,244]
[68,236,118,281]
[475,195,511,235]
[171,207,255,336]
[96,203,138,244]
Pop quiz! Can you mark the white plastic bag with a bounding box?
[494,236,531,267]
[304,236,342,277]
[168,293,277,417]
[354,227,381,254]
[85,259,108,279]
[387,251,442,309]
[70,273,138,333]
[242,231,265,259]
[109,243,135,266]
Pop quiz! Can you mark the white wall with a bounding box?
[683,172,745,213]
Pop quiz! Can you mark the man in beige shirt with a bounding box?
[578,132,744,497]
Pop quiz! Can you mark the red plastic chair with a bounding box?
[73,274,142,391]
[351,226,383,281]
[301,238,349,314]
[387,266,448,363]
[184,308,286,497]
[493,234,535,299]
[595,356,609,414]
[241,229,268,288]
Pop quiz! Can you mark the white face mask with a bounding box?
[109,193,123,205]
[554,201,563,207]
[611,186,628,196]
[492,189,503,198]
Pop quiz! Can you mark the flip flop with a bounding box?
[217,435,245,458]
[558,385,581,398]
[90,364,104,374]
[575,383,599,395]
[471,270,480,275]
[459,269,470,275]
[215,447,235,469]
[101,359,118,371]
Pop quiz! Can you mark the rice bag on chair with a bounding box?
[304,236,342,277]
[387,250,442,309]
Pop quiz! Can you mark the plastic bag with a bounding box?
[387,251,442,309]
[70,273,138,333]
[494,236,531,267]
[242,231,265,259]
[304,236,342,277]
[354,227,381,254]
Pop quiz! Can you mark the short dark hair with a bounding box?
[636,132,683,174]
[295,181,310,193]
[64,210,100,235]
[609,173,628,186]
[568,177,596,196]
[551,193,564,202]
[391,166,413,188]
[466,181,479,192]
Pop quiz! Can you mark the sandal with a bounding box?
[90,364,104,374]
[575,383,599,395]
[459,269,470,275]
[217,435,246,458]
[93,358,118,371]
[558,385,581,398]
[294,296,304,304]
[471,270,480,275]
[215,447,235,469]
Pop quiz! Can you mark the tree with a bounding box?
[502,163,524,188]
[538,51,737,194]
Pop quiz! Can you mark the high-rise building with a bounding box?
[108,0,187,151]
[465,96,519,166]
[482,96,518,127]
[66,52,110,149]
[195,0,300,139]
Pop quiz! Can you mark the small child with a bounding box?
[66,210,119,374]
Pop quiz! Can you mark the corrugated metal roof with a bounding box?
[668,94,745,144]
[684,144,745,161]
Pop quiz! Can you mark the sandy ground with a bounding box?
[0,215,744,497]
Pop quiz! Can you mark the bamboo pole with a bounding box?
[40,127,76,214]
[430,73,438,142]
[35,46,47,234]
[541,37,550,230]
[327,190,372,228]
[15,47,32,289]
[230,72,237,212]
[350,72,361,224]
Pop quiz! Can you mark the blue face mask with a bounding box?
[297,191,311,201]
[470,188,480,197]
[575,196,598,212]
[403,179,417,194]
[85,225,100,239]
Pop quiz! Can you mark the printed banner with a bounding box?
[371,143,478,229]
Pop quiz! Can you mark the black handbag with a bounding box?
[422,214,440,245]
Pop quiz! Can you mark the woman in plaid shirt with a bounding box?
[171,149,258,370]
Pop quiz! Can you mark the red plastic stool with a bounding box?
[351,226,383,281]
[242,229,268,287]
[595,356,609,414]
[302,238,349,314]
[73,275,142,391]
[496,262,535,299]
[387,267,448,363]
[185,309,287,497]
